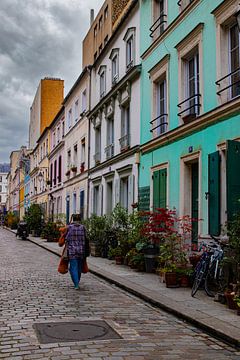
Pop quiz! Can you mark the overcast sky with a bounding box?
[0,0,103,163]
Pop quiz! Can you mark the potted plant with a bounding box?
[71,164,77,172]
[41,221,60,242]
[163,264,179,288]
[109,246,123,265]
[24,204,43,237]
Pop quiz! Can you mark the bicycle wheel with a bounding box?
[205,261,228,297]
[191,260,207,297]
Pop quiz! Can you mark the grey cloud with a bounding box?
[0,0,103,162]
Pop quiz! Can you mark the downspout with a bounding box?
[86,66,92,219]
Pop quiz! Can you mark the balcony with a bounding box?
[94,152,101,165]
[177,94,201,123]
[150,114,168,136]
[216,67,240,100]
[149,13,167,38]
[105,144,114,160]
[119,134,130,152]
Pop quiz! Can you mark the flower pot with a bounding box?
[225,292,238,310]
[143,246,158,273]
[165,272,179,288]
[115,256,123,265]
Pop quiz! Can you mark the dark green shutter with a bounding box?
[208,151,220,236]
[159,168,167,208]
[153,169,167,210]
[226,140,240,221]
[138,186,150,211]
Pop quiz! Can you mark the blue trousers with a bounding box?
[69,258,83,287]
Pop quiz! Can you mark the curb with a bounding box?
[4,226,240,349]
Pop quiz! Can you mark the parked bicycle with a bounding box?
[191,240,227,297]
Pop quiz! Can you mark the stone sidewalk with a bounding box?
[7,228,240,348]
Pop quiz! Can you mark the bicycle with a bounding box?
[191,242,214,297]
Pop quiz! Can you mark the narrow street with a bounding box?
[0,228,239,360]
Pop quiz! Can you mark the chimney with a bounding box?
[90,9,94,25]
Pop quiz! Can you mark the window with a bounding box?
[0,185,2,192]
[67,150,71,169]
[123,28,136,71]
[93,185,100,214]
[53,132,56,148]
[176,24,203,122]
[94,127,101,164]
[81,89,87,113]
[229,24,240,99]
[58,156,62,183]
[120,177,129,210]
[98,66,106,98]
[40,146,43,160]
[0,176,2,182]
[104,6,108,20]
[120,105,130,151]
[67,109,72,128]
[81,138,86,167]
[152,168,167,210]
[106,181,113,214]
[150,0,167,39]
[150,55,169,137]
[73,144,78,167]
[62,121,65,137]
[72,193,77,214]
[105,117,114,159]
[57,126,60,143]
[50,163,53,187]
[53,160,57,186]
[99,15,103,29]
[94,25,97,37]
[110,48,119,84]
[74,100,79,122]
[80,190,85,218]
[46,139,48,155]
[43,142,45,157]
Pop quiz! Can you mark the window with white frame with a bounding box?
[74,99,79,122]
[120,176,129,210]
[81,138,86,167]
[94,126,101,164]
[110,48,119,84]
[67,150,71,169]
[120,105,130,151]
[53,132,56,148]
[150,0,167,39]
[228,24,240,98]
[57,126,60,144]
[106,180,113,214]
[176,24,203,123]
[81,89,87,113]
[72,193,77,214]
[93,185,100,214]
[67,109,72,128]
[46,139,48,154]
[105,117,114,159]
[73,144,78,167]
[124,28,136,71]
[99,67,106,98]
[62,121,65,137]
[155,79,167,135]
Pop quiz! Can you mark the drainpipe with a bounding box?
[86,66,92,219]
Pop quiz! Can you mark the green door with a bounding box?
[191,163,199,244]
[153,168,167,210]
[226,140,240,221]
[208,151,220,236]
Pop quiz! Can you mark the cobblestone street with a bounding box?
[0,228,239,360]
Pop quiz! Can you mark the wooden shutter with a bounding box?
[208,151,220,236]
[153,169,167,210]
[226,140,240,221]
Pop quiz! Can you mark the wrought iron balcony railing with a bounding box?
[105,143,114,159]
[119,134,130,151]
[149,13,167,38]
[216,67,240,99]
[177,94,201,120]
[150,114,168,135]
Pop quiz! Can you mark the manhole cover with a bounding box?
[33,320,121,344]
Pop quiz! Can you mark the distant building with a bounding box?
[0,170,9,214]
[29,77,64,149]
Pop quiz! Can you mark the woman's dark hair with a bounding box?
[71,214,82,223]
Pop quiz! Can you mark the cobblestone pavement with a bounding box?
[0,229,239,360]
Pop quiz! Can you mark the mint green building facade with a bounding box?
[139,0,240,244]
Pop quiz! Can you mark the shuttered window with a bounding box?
[226,140,240,221]
[208,151,220,236]
[153,168,167,210]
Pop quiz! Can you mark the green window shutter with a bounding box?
[226,140,240,222]
[138,186,150,211]
[153,169,167,210]
[208,151,220,236]
[159,168,167,208]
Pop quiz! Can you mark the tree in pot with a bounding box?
[24,204,43,237]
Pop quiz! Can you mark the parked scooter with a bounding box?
[16,221,28,240]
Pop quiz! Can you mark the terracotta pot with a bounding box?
[165,272,179,288]
[225,292,238,310]
[115,256,123,265]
